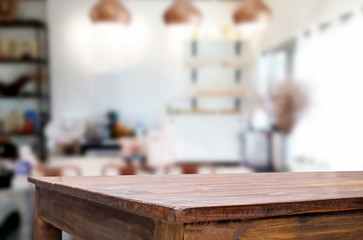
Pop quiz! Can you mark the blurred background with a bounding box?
[1,0,363,239]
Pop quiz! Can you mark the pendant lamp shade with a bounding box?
[164,0,202,25]
[233,0,271,26]
[91,0,131,24]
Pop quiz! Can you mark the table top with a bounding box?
[29,172,363,223]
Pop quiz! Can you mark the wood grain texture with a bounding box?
[33,187,62,240]
[184,210,363,240]
[29,172,363,223]
[154,221,183,240]
[37,188,155,240]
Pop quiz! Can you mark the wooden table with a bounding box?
[29,172,363,240]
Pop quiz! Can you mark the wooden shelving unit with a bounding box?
[0,92,44,99]
[0,58,47,64]
[187,39,249,113]
[167,37,254,115]
[0,132,40,137]
[0,20,46,29]
[0,19,50,160]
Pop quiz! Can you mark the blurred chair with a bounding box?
[164,164,198,174]
[101,162,136,176]
[165,163,215,175]
[34,164,82,177]
[181,164,199,174]
[101,159,156,176]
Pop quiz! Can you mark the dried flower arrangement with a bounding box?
[272,80,309,134]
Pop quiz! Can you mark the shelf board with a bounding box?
[0,93,48,99]
[185,61,249,69]
[189,39,245,43]
[0,59,48,64]
[0,132,40,137]
[168,112,242,116]
[0,20,46,29]
[194,95,246,99]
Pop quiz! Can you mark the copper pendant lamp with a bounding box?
[91,0,131,24]
[233,0,271,26]
[164,0,202,25]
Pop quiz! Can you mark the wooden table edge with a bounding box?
[29,177,179,222]
[28,177,363,224]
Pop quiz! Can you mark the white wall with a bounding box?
[258,0,363,171]
[47,0,240,127]
[48,0,363,127]
[18,1,47,22]
[261,0,363,49]
[291,4,363,171]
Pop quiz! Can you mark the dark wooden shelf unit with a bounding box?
[0,93,47,99]
[0,20,46,29]
[0,132,40,137]
[0,59,48,64]
[0,20,50,160]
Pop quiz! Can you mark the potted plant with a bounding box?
[271,80,309,171]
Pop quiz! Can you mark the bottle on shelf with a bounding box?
[6,110,22,133]
[0,40,10,59]
[22,110,37,133]
[29,40,39,59]
[12,39,23,59]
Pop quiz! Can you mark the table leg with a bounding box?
[33,218,62,240]
[33,187,62,240]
